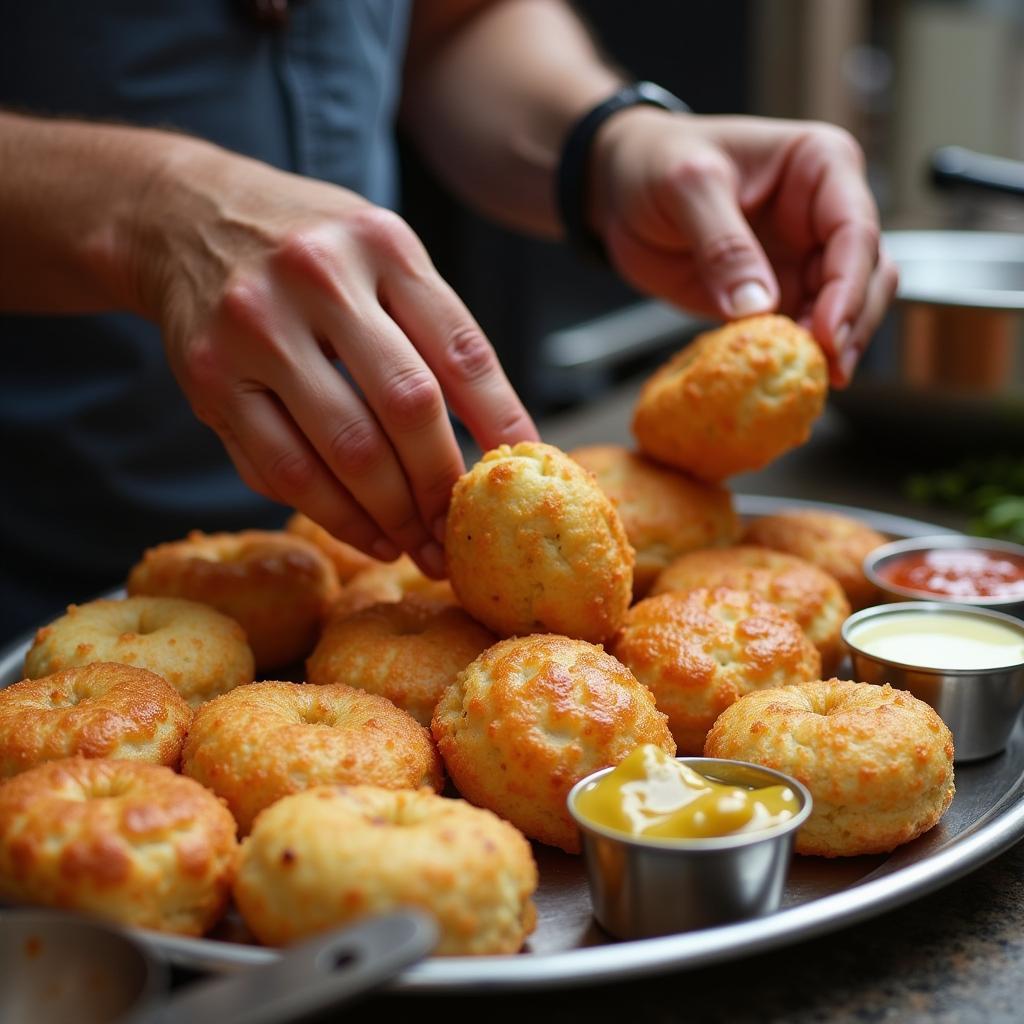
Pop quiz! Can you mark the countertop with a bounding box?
[334,380,1024,1024]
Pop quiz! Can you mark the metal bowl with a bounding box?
[0,910,163,1024]
[0,909,436,1024]
[863,533,1024,618]
[843,602,1024,762]
[566,758,812,940]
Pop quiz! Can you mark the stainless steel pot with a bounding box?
[832,148,1024,446]
[832,229,1024,444]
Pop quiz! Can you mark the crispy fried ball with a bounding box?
[330,555,457,621]
[127,530,340,673]
[234,785,538,955]
[306,597,497,726]
[0,663,192,778]
[570,445,739,598]
[632,314,828,482]
[24,597,254,707]
[432,634,675,853]
[704,679,955,857]
[609,588,821,754]
[743,508,888,610]
[182,681,443,834]
[445,442,633,644]
[0,757,238,935]
[285,513,378,581]
[651,545,850,674]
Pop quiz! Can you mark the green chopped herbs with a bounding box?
[905,456,1024,543]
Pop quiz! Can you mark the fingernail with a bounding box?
[728,281,773,317]
[833,322,851,355]
[432,516,447,545]
[418,541,446,578]
[839,344,860,383]
[372,538,402,562]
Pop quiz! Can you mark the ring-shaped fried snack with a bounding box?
[0,663,191,777]
[651,545,851,674]
[307,596,496,726]
[610,588,821,754]
[127,530,340,672]
[25,597,254,707]
[0,757,238,935]
[234,785,538,955]
[182,681,443,834]
[570,445,738,598]
[704,679,955,857]
[432,634,674,853]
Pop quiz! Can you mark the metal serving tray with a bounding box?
[3,495,1023,994]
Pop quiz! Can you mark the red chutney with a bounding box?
[879,548,1024,600]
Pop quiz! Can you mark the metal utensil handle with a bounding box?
[137,911,438,1024]
[930,145,1024,199]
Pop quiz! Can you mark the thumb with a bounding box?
[664,161,779,319]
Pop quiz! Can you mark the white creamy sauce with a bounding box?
[850,611,1024,670]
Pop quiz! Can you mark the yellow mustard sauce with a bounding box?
[574,744,798,840]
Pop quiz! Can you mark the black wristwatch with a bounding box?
[557,81,691,265]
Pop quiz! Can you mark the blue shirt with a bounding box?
[0,1,411,641]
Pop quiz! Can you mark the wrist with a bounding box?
[586,105,685,248]
[121,131,226,321]
[63,124,220,318]
[0,114,204,315]
[556,82,690,264]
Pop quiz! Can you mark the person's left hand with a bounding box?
[587,108,898,387]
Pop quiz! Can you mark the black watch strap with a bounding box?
[557,81,691,265]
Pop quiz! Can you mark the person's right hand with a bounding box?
[129,138,538,577]
[587,111,898,389]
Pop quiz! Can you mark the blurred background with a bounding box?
[401,0,1024,535]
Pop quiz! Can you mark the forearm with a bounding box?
[0,110,192,314]
[402,0,621,238]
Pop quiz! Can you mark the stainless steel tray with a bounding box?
[5,495,1023,994]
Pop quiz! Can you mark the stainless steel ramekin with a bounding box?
[566,758,812,940]
[863,534,1024,619]
[843,602,1024,762]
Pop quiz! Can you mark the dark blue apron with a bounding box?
[0,1,410,641]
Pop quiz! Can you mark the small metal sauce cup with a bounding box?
[566,758,812,940]
[863,534,1024,619]
[843,602,1024,763]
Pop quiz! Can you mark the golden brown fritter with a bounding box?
[0,663,192,777]
[127,530,340,672]
[25,597,254,707]
[307,596,496,726]
[285,512,378,582]
[743,508,887,610]
[234,785,538,955]
[651,545,851,674]
[610,588,821,754]
[632,314,827,482]
[445,442,633,644]
[432,634,674,853]
[0,757,238,935]
[329,554,457,621]
[182,681,443,834]
[570,444,738,598]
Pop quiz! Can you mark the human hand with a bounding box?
[588,109,898,387]
[130,139,537,576]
